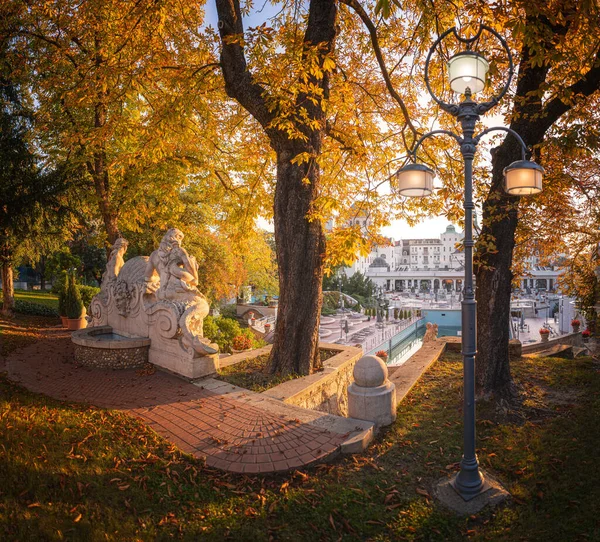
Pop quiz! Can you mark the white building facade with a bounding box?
[342,224,561,293]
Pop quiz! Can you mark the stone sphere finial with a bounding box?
[353,355,388,388]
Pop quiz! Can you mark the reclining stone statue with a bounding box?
[88,229,219,378]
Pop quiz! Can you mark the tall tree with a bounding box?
[6,0,217,247]
[216,0,337,374]
[214,0,427,375]
[0,58,38,312]
[474,1,600,399]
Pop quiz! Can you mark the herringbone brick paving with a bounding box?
[4,326,348,473]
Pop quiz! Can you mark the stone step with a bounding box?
[195,379,375,455]
[523,344,574,359]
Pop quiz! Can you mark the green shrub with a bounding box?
[58,290,66,316]
[78,285,100,308]
[51,270,69,295]
[65,274,84,319]
[14,300,59,317]
[204,315,262,353]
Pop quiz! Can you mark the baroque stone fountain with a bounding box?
[72,229,219,378]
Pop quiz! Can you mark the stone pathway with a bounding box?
[3,327,372,474]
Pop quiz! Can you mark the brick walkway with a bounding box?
[4,327,371,473]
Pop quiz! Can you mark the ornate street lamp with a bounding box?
[394,25,544,501]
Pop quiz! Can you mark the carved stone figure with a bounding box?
[144,228,199,301]
[87,228,219,379]
[423,322,439,343]
[101,237,128,290]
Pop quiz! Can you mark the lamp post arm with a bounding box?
[474,126,527,160]
[424,27,460,116]
[409,129,463,160]
[474,25,514,115]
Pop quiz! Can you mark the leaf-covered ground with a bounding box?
[0,314,56,360]
[1,316,599,540]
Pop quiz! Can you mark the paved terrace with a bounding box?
[3,326,373,474]
[320,312,422,353]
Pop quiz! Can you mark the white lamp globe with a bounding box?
[395,163,434,197]
[447,51,489,95]
[504,160,544,195]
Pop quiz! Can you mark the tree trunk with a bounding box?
[268,146,326,375]
[90,151,119,254]
[39,255,46,291]
[475,140,522,399]
[1,239,15,314]
[215,0,337,376]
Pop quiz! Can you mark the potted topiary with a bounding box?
[58,289,68,327]
[539,327,550,343]
[571,319,581,333]
[65,274,86,330]
[55,270,69,327]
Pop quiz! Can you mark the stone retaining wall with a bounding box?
[521,331,582,354]
[74,343,149,369]
[440,336,523,358]
[263,343,363,416]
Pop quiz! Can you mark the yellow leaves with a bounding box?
[291,152,312,165]
[324,225,374,273]
[322,55,336,72]
[223,33,246,47]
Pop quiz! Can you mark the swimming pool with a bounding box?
[387,325,461,366]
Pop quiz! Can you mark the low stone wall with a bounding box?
[72,326,151,369]
[521,331,582,354]
[74,343,149,369]
[263,343,363,416]
[439,336,523,358]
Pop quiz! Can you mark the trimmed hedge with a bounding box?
[78,285,100,308]
[14,300,59,317]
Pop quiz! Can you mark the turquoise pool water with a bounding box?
[387,325,461,366]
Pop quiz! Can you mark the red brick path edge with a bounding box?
[3,327,372,473]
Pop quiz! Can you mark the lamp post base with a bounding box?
[450,471,491,501]
[434,470,509,515]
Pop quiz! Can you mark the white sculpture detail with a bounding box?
[422,322,439,343]
[88,231,218,379]
[101,237,128,292]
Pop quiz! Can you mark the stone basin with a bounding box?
[71,325,151,369]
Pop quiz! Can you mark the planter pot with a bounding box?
[60,316,69,328]
[583,337,589,344]
[540,334,549,343]
[572,325,580,333]
[67,317,87,331]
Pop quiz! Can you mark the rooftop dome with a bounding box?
[445,224,456,233]
[369,257,390,270]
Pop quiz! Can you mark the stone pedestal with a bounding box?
[347,355,396,427]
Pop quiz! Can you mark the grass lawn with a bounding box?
[1,318,599,540]
[0,290,59,310]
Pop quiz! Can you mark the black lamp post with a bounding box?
[394,25,543,501]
